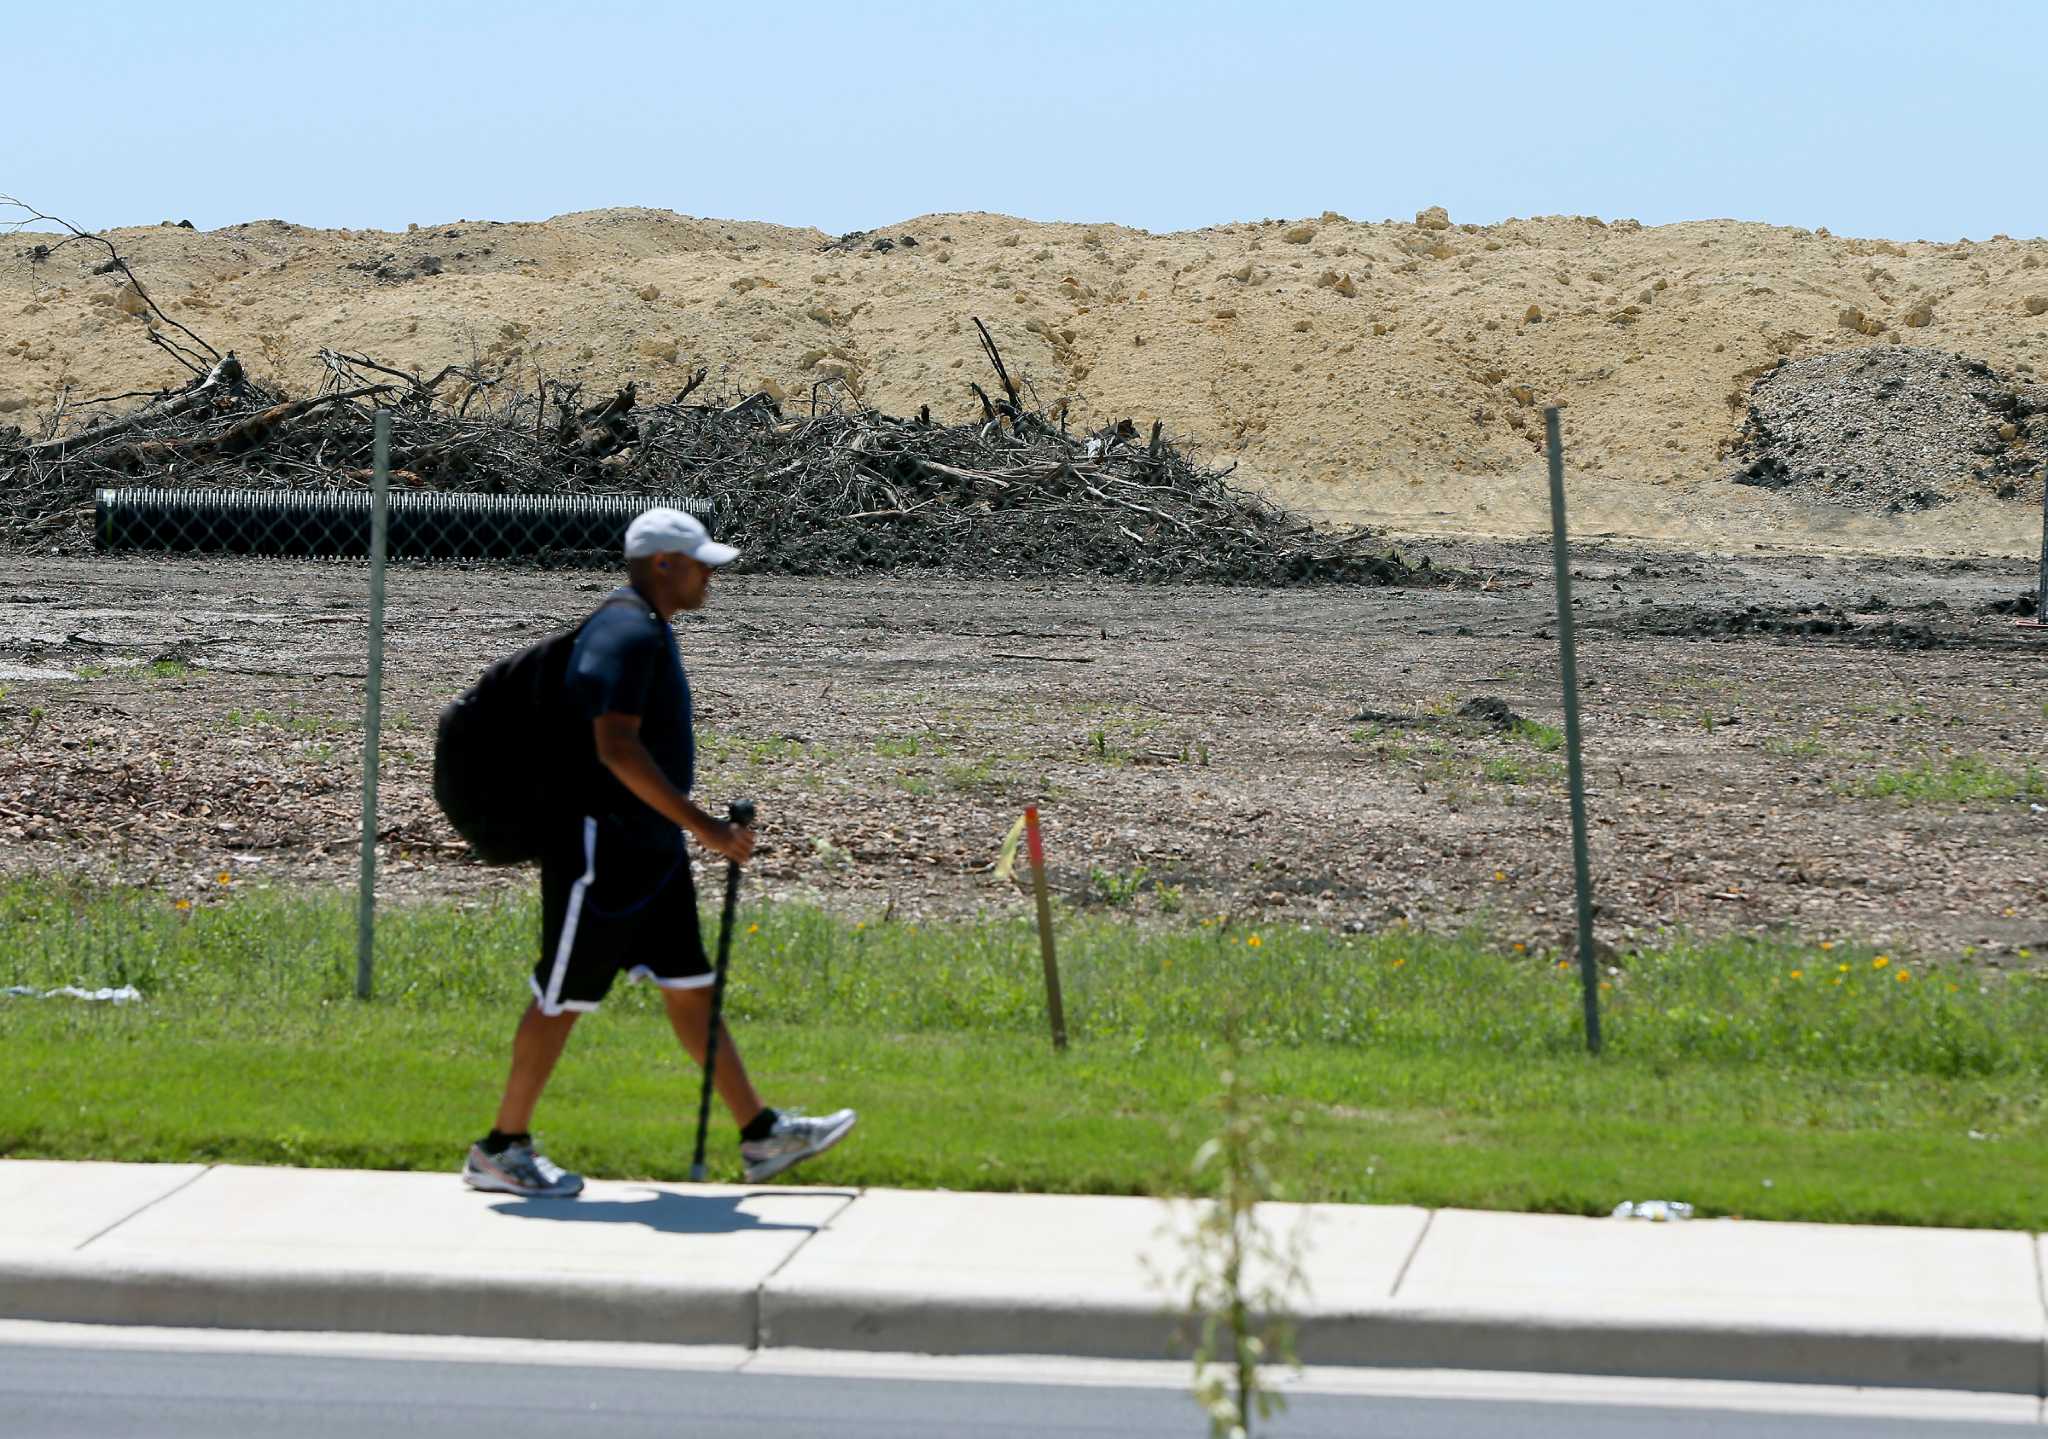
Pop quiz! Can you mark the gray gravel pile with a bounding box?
[1729,347,2046,512]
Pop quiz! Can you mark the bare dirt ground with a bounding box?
[0,544,2043,963]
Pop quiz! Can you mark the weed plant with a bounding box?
[1852,756,2046,803]
[1172,1016,1303,1439]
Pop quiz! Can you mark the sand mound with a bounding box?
[1730,348,2047,512]
[4,205,2046,548]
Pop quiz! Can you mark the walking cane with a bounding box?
[689,799,755,1182]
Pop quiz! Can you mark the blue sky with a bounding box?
[9,0,2043,240]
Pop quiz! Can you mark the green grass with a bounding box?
[941,756,1003,790]
[1348,724,1410,760]
[2,881,2045,1227]
[1085,729,1133,766]
[1851,755,2047,803]
[1510,718,1564,752]
[224,708,346,736]
[1480,755,1563,786]
[695,731,823,767]
[1763,733,1826,759]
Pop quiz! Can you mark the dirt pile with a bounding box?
[1599,598,2028,652]
[1729,347,2047,512]
[4,204,2047,547]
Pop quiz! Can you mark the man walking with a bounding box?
[464,507,856,1198]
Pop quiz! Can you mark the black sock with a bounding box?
[740,1108,779,1142]
[480,1129,528,1156]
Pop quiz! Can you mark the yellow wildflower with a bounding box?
[1819,940,1834,950]
[1391,957,1406,969]
[1493,870,1506,882]
[1247,934,1262,948]
[216,871,232,886]
[1896,970,1911,983]
[1512,941,1526,953]
[1788,969,1804,980]
[746,923,760,935]
[1873,955,1889,969]
[1837,962,1851,973]
[174,898,192,912]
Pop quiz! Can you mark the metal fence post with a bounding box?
[355,411,391,1000]
[2036,467,2047,625]
[1544,406,1601,1055]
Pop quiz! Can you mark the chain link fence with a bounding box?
[64,426,1578,1009]
[84,412,721,997]
[57,409,2047,1041]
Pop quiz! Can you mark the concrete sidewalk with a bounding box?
[2,1159,2042,1395]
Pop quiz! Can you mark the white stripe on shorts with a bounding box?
[537,817,598,1016]
[628,963,715,991]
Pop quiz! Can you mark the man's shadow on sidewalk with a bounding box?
[487,1187,854,1237]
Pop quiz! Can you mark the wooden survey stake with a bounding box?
[1024,806,1068,1051]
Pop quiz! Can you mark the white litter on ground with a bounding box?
[2,985,144,1004]
[1612,1200,1694,1222]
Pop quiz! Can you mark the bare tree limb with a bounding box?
[25,354,246,457]
[2,196,223,365]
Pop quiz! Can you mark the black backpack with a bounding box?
[432,593,638,865]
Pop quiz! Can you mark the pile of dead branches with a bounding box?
[0,217,1426,585]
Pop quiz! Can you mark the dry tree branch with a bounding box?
[673,367,709,405]
[2,196,223,366]
[25,354,246,457]
[971,317,1020,417]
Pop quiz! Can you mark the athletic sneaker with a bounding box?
[741,1108,858,1183]
[462,1139,585,1198]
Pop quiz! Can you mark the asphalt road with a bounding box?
[0,1341,2027,1438]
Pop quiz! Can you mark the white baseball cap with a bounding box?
[624,507,739,567]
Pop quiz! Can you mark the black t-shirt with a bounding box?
[563,587,694,836]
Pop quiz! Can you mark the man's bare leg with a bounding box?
[660,985,764,1126]
[493,1002,580,1134]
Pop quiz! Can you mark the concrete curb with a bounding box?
[1306,1308,2047,1396]
[758,1286,1183,1363]
[752,1291,2042,1394]
[5,1254,2042,1396]
[3,1163,2042,1395]
[0,1255,757,1347]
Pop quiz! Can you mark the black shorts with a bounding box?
[533,815,708,1015]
